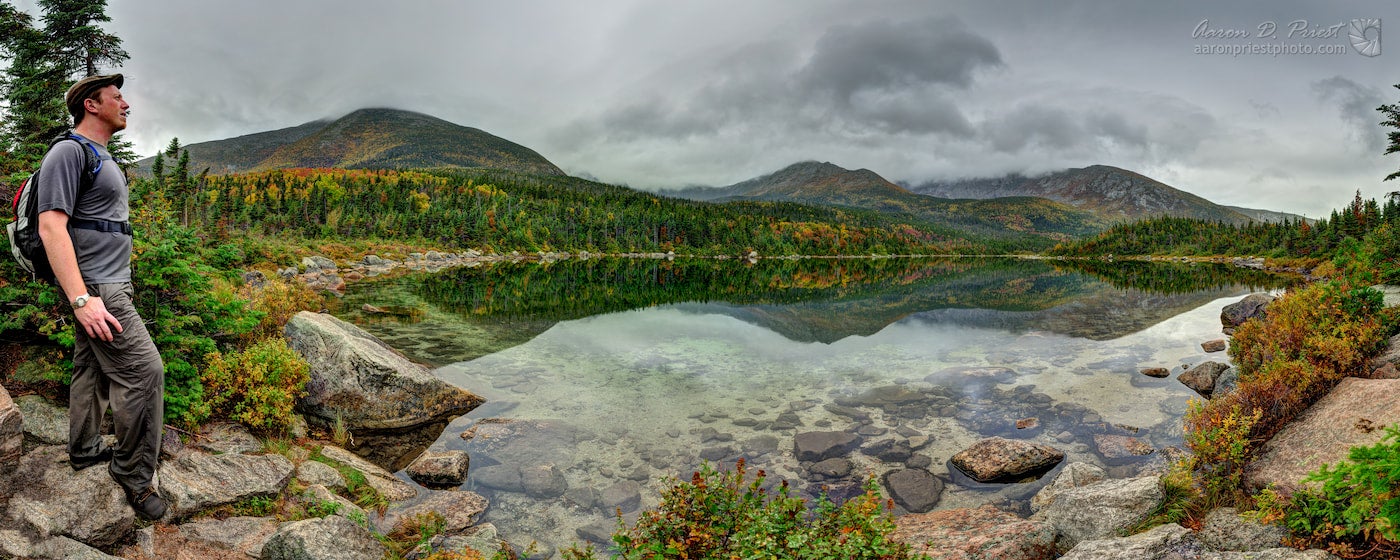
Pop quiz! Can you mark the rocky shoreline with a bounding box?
[3,258,1397,559]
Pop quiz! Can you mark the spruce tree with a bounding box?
[1383,83,1400,182]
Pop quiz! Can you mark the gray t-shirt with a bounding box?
[34,134,132,284]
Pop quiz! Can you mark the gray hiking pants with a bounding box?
[67,282,164,494]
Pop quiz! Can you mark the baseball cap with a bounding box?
[65,74,124,118]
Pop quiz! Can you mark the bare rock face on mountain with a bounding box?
[283,311,484,432]
[1245,377,1400,496]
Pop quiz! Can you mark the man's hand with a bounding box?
[74,296,123,342]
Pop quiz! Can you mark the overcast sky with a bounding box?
[12,0,1398,217]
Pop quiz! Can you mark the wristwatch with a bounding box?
[72,294,90,309]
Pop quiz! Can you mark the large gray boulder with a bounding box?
[950,437,1064,482]
[284,311,485,431]
[1034,475,1163,549]
[1198,507,1287,551]
[263,515,385,560]
[1221,293,1275,333]
[1030,462,1106,513]
[159,451,295,518]
[1058,523,1206,560]
[5,446,134,548]
[173,516,279,558]
[1245,377,1400,496]
[14,395,66,445]
[891,504,1057,560]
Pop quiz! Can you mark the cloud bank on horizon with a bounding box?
[15,0,1396,217]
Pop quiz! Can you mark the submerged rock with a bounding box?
[284,311,485,432]
[793,431,860,462]
[883,469,944,513]
[950,437,1064,483]
[1091,434,1155,463]
[892,504,1056,560]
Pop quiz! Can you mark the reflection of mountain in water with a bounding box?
[904,286,1253,341]
[336,257,1295,364]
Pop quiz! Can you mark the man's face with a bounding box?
[87,85,130,131]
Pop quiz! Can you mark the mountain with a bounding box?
[672,161,1108,244]
[910,165,1301,224]
[135,108,564,176]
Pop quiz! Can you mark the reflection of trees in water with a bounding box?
[1053,259,1296,295]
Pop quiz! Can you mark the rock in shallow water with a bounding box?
[883,468,943,513]
[406,450,471,486]
[1178,361,1230,397]
[950,437,1064,483]
[793,431,860,462]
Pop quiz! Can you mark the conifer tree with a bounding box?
[1383,83,1400,182]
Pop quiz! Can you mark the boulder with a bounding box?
[438,523,503,559]
[5,446,134,547]
[1369,334,1400,371]
[891,504,1056,560]
[1091,434,1155,463]
[520,464,568,498]
[950,437,1064,482]
[159,451,295,517]
[1033,475,1163,549]
[473,464,524,493]
[883,469,944,513]
[1201,339,1228,353]
[284,311,485,431]
[262,515,385,560]
[1030,462,1106,513]
[1213,366,1241,399]
[194,422,263,455]
[303,484,366,523]
[863,438,914,463]
[175,516,279,558]
[1058,523,1205,560]
[377,490,488,534]
[1245,377,1400,496]
[0,385,23,483]
[14,395,66,445]
[363,254,389,266]
[33,536,124,559]
[1372,362,1400,379]
[297,460,347,491]
[1221,293,1275,332]
[318,445,417,501]
[793,431,860,462]
[1179,361,1230,397]
[301,255,337,272]
[600,480,642,512]
[406,450,471,486]
[1198,507,1287,551]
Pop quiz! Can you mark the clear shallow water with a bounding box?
[333,257,1293,556]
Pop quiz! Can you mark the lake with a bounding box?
[332,256,1294,556]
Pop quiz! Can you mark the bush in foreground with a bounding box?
[562,460,922,560]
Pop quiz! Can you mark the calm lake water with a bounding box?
[333,257,1294,556]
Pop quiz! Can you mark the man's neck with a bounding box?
[73,122,114,147]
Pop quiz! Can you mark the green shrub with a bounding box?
[200,338,309,434]
[1286,425,1400,548]
[1187,280,1386,503]
[562,460,923,560]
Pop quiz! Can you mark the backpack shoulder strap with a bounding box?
[49,132,101,197]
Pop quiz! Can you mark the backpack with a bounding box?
[6,132,103,281]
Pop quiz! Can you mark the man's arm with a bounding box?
[37,209,122,342]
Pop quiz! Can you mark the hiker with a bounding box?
[35,74,168,520]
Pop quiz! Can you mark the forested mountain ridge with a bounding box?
[670,161,1108,242]
[134,108,564,176]
[911,165,1301,225]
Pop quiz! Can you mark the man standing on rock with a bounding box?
[36,74,168,520]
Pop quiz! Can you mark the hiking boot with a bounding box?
[123,486,168,521]
[69,446,113,471]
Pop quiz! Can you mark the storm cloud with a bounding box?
[7,0,1395,216]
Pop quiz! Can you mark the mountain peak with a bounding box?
[135,108,563,176]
